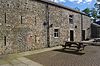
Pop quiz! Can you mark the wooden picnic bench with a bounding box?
[62,41,87,51]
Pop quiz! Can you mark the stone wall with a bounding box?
[0,0,91,54]
[91,23,100,38]
[49,5,83,46]
[82,15,91,40]
[0,0,47,54]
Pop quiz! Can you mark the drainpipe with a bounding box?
[81,14,83,41]
[46,3,50,47]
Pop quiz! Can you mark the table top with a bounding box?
[64,41,100,45]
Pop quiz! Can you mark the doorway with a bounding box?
[82,30,85,41]
[70,30,74,41]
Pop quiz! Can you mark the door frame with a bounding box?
[70,30,74,41]
[82,30,85,41]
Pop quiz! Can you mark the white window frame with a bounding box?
[54,28,59,38]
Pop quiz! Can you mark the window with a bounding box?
[5,13,6,23]
[35,35,37,43]
[54,29,59,38]
[35,16,37,25]
[4,36,6,46]
[69,15,74,24]
[21,16,23,24]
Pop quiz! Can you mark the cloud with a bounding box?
[69,0,92,3]
[49,0,93,4]
[69,0,82,3]
[50,0,66,3]
[85,0,92,3]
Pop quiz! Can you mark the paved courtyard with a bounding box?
[26,46,100,66]
[0,57,43,66]
[0,46,61,66]
[0,46,100,66]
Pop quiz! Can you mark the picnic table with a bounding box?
[62,41,88,51]
[61,41,100,51]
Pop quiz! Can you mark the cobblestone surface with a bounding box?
[26,46,100,66]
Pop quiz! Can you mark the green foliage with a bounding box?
[82,3,100,20]
[91,8,97,18]
[82,8,98,18]
[82,8,91,16]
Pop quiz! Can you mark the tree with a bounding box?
[82,8,97,18]
[94,3,100,19]
[91,8,97,18]
[82,8,91,16]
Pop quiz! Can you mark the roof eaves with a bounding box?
[37,0,88,16]
[92,23,100,27]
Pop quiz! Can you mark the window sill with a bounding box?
[54,37,59,38]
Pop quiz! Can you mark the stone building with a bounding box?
[91,23,100,38]
[0,0,91,54]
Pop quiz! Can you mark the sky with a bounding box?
[49,0,96,11]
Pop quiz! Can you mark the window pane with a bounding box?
[54,29,58,32]
[54,33,57,37]
[69,15,73,18]
[69,15,73,24]
[69,19,73,23]
[56,33,59,37]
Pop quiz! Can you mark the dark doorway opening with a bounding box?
[70,30,74,41]
[82,30,85,41]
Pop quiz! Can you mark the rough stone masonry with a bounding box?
[0,0,91,54]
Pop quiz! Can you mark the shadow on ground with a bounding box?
[53,48,85,55]
[91,44,100,46]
